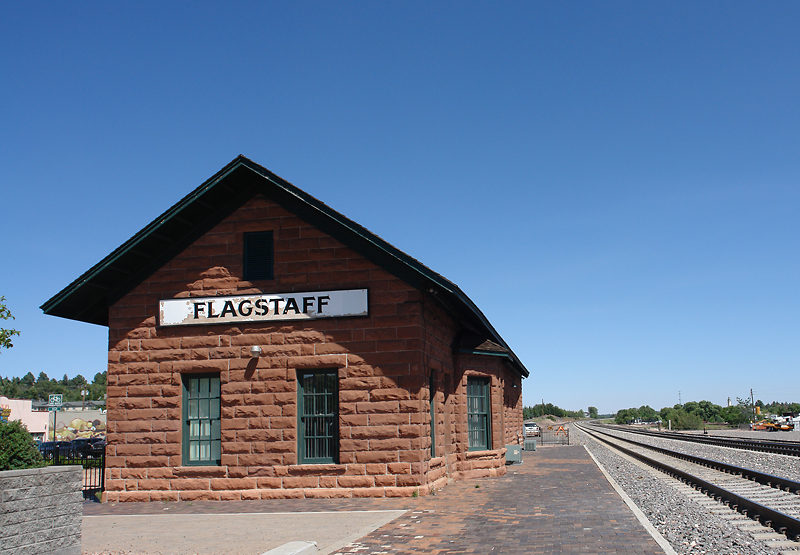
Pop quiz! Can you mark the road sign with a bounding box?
[48,394,63,407]
[48,406,59,412]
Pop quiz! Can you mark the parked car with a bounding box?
[88,437,106,457]
[524,422,540,437]
[71,437,107,458]
[38,441,73,459]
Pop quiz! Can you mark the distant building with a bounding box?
[0,396,49,441]
[42,156,529,501]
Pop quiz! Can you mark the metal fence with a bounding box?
[537,426,570,445]
[40,444,105,500]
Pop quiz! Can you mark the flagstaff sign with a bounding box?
[159,289,368,327]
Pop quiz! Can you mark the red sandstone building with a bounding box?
[42,156,529,501]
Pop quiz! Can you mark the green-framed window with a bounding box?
[182,374,221,466]
[297,370,338,464]
[467,377,491,451]
[243,231,274,281]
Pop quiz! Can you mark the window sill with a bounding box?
[465,449,501,459]
[289,463,346,474]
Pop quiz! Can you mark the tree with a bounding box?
[0,420,45,470]
[588,406,599,419]
[615,407,640,424]
[720,405,749,425]
[0,296,21,352]
[638,405,659,422]
[20,372,35,387]
[659,407,702,430]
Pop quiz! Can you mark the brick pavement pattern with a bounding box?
[84,446,666,554]
[332,445,666,555]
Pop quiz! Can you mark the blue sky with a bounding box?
[1,2,798,414]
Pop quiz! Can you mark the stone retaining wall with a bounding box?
[0,465,82,555]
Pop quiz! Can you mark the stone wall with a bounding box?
[0,465,82,555]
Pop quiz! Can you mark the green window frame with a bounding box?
[182,374,221,466]
[297,370,338,464]
[467,377,492,451]
[243,231,274,281]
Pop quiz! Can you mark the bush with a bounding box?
[660,408,703,430]
[0,420,45,470]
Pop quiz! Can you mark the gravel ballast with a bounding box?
[574,425,787,555]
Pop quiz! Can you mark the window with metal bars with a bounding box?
[182,374,221,465]
[297,370,338,464]
[243,231,274,281]
[467,377,492,451]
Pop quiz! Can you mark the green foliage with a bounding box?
[614,398,765,429]
[0,371,107,404]
[719,405,749,425]
[615,408,638,424]
[524,403,585,420]
[588,406,599,419]
[660,407,703,430]
[0,296,21,352]
[0,420,45,470]
[761,400,800,415]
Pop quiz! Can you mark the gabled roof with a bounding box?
[41,156,529,378]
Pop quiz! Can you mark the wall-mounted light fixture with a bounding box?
[250,345,262,358]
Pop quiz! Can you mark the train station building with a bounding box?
[42,156,529,501]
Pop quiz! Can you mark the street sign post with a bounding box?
[48,394,62,440]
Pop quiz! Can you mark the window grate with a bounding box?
[244,231,274,281]
[183,374,221,465]
[467,377,491,451]
[298,371,338,464]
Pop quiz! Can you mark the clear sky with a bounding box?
[1,2,798,415]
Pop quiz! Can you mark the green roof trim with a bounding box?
[41,156,529,378]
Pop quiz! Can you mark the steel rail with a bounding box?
[584,424,800,493]
[597,423,800,457]
[577,424,800,540]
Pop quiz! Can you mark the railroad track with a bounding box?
[596,423,800,457]
[576,423,800,548]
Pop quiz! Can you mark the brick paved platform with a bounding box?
[84,446,667,554]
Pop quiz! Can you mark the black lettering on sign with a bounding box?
[193,302,205,319]
[238,299,253,317]
[255,299,269,316]
[283,297,300,314]
[270,298,282,315]
[220,300,237,318]
[302,297,315,313]
[318,295,330,314]
[207,301,219,318]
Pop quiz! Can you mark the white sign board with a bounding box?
[48,394,63,407]
[159,289,368,327]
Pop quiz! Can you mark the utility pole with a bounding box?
[751,388,755,422]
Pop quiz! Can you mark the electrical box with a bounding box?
[524,439,537,451]
[505,444,522,464]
